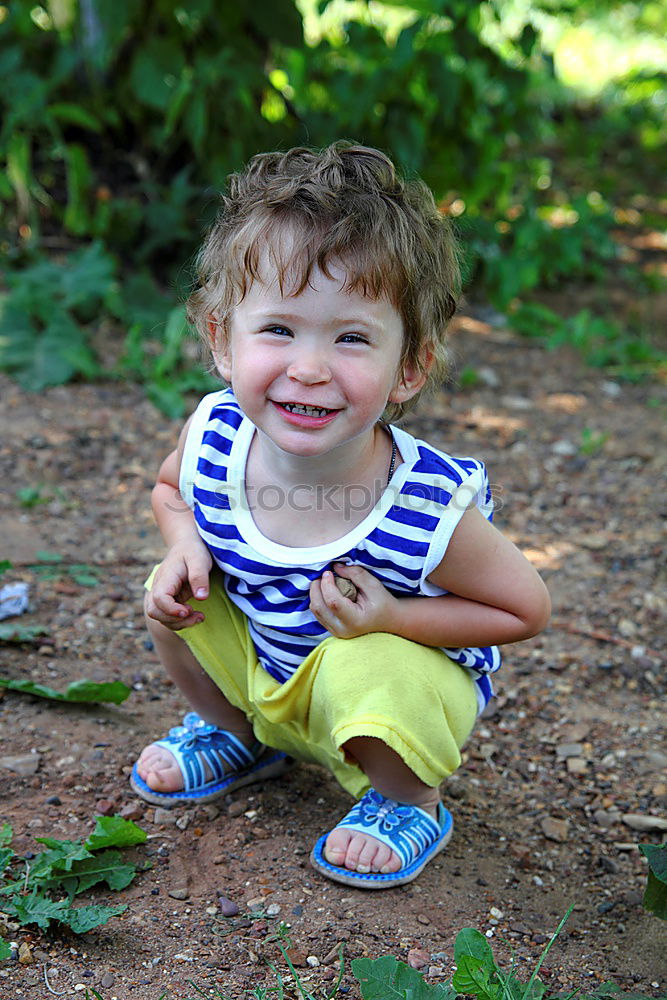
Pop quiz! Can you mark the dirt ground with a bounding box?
[1,303,666,999]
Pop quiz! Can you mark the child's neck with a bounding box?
[251,424,387,491]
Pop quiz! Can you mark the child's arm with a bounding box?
[144,418,213,631]
[309,506,550,647]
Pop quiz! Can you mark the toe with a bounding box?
[136,745,182,792]
[323,827,352,867]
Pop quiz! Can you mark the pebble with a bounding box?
[153,807,178,825]
[18,943,34,965]
[119,802,144,821]
[306,956,320,967]
[0,753,41,776]
[489,906,504,919]
[266,903,281,916]
[176,813,191,831]
[95,798,115,816]
[594,809,620,829]
[228,799,248,817]
[100,973,115,989]
[168,887,189,900]
[566,757,588,775]
[46,795,62,805]
[622,813,667,832]
[407,948,429,970]
[540,816,570,842]
[555,743,583,758]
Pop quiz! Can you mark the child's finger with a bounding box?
[186,559,211,601]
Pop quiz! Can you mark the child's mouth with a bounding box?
[274,401,340,425]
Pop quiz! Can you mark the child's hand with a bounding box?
[309,563,398,639]
[145,541,212,631]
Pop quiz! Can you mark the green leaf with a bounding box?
[0,677,131,704]
[0,624,49,644]
[30,840,93,876]
[0,939,12,960]
[454,927,496,971]
[85,815,147,851]
[40,850,137,895]
[0,847,14,875]
[352,955,457,1000]
[0,561,12,579]
[62,902,127,934]
[641,843,667,920]
[2,889,71,930]
[0,823,12,848]
[453,955,501,1000]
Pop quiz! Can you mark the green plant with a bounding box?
[0,816,146,935]
[641,843,667,920]
[0,676,131,704]
[579,428,610,455]
[24,550,101,587]
[353,907,664,1000]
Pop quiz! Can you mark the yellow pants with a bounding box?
[153,570,478,799]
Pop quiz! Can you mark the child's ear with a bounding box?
[388,349,433,404]
[208,315,232,382]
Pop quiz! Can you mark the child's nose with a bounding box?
[286,350,331,384]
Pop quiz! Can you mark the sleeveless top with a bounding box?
[180,389,501,713]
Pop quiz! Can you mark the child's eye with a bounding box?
[338,333,368,345]
[264,325,292,337]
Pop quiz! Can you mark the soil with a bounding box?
[1,304,666,999]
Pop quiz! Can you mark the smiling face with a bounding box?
[213,262,427,460]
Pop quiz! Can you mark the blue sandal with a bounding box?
[130,712,290,806]
[310,788,453,889]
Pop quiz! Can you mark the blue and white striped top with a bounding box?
[180,389,501,713]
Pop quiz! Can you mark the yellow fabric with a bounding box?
[146,568,478,798]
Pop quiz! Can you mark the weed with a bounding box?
[0,816,146,934]
[26,550,101,587]
[640,843,667,921]
[579,428,610,456]
[0,675,131,703]
[15,485,54,508]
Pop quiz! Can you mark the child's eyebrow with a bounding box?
[245,307,384,330]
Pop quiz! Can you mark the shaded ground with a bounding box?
[1,306,666,999]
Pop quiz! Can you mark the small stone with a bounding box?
[334,575,357,601]
[0,753,40,776]
[176,813,191,831]
[599,857,620,874]
[266,902,281,917]
[594,810,620,829]
[153,807,178,825]
[408,949,429,970]
[46,795,62,806]
[100,973,115,989]
[555,743,584,758]
[306,956,320,967]
[217,895,239,917]
[18,942,33,964]
[416,913,430,925]
[247,896,264,909]
[540,816,570,842]
[622,813,667,832]
[323,944,342,965]
[95,799,115,816]
[74,985,87,992]
[228,799,248,818]
[168,887,189,900]
[551,439,577,456]
[490,906,504,919]
[566,757,588,775]
[645,751,667,770]
[119,802,144,821]
[285,947,308,967]
[617,618,637,638]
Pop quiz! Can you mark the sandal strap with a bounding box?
[156,712,263,795]
[336,789,442,869]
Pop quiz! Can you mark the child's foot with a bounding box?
[130,713,290,806]
[311,788,452,888]
[323,795,439,875]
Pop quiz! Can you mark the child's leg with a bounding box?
[324,736,442,875]
[135,603,255,793]
[250,631,479,879]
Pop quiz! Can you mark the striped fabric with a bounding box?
[180,390,501,713]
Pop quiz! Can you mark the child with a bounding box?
[131,143,550,889]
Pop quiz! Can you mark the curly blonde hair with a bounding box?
[188,142,460,421]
